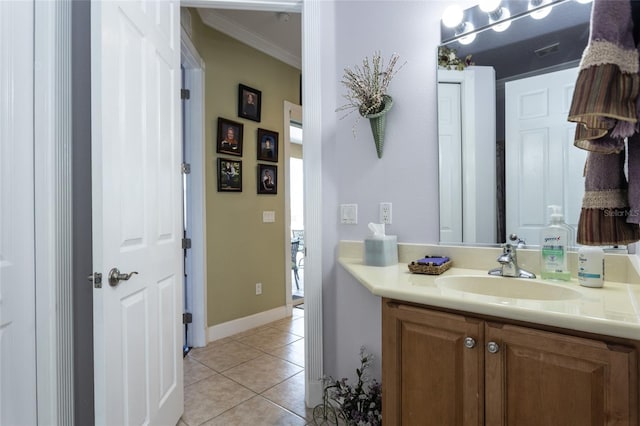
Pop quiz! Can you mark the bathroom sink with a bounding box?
[435,275,582,301]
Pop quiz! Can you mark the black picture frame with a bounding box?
[238,84,262,122]
[257,128,279,162]
[217,158,242,192]
[216,117,243,156]
[257,164,277,195]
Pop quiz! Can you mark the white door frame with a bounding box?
[180,0,324,406]
[181,28,208,348]
[284,101,302,313]
[2,2,38,424]
[33,1,74,423]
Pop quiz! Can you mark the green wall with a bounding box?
[190,12,301,326]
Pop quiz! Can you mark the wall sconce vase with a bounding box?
[362,95,393,159]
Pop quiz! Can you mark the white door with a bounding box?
[505,68,586,246]
[0,1,38,424]
[91,1,183,425]
[438,82,463,242]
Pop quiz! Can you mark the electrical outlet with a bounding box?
[380,202,392,224]
[255,283,262,295]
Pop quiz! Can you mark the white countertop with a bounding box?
[338,243,640,341]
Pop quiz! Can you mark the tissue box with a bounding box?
[364,235,398,266]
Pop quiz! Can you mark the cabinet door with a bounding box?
[485,322,638,426]
[382,300,484,425]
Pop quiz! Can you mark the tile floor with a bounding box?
[293,267,304,301]
[179,307,312,425]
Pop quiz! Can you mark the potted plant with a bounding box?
[312,347,382,425]
[337,52,404,158]
[438,45,474,70]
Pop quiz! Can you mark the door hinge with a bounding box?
[181,88,190,100]
[181,162,191,174]
[87,272,103,289]
[183,313,193,324]
[182,238,192,250]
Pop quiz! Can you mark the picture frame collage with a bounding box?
[216,84,279,194]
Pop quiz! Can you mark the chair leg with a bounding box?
[294,268,299,290]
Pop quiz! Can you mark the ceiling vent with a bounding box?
[534,42,560,57]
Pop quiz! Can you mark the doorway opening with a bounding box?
[290,121,304,304]
[181,27,207,351]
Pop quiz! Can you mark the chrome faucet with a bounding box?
[489,236,536,278]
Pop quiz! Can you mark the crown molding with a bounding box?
[197,8,301,69]
[183,0,301,12]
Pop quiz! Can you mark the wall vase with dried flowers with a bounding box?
[337,52,404,159]
[362,95,393,159]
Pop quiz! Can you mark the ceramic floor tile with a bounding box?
[267,338,305,367]
[230,324,273,340]
[182,311,306,424]
[204,335,236,347]
[262,371,314,421]
[189,340,264,372]
[236,327,301,352]
[201,395,306,426]
[223,353,303,394]
[272,317,305,337]
[182,373,256,426]
[183,356,216,386]
[267,317,293,329]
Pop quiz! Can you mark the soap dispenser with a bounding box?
[540,205,572,281]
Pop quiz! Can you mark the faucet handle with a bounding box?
[509,234,526,248]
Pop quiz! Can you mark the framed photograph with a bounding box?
[257,164,277,195]
[238,84,262,122]
[257,128,279,162]
[217,117,243,156]
[217,158,242,192]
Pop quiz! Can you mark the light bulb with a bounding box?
[479,0,501,13]
[529,0,553,19]
[457,22,476,45]
[442,5,463,28]
[458,33,477,45]
[492,7,511,32]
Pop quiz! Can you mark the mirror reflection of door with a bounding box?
[437,67,496,244]
[438,83,463,243]
[505,67,586,247]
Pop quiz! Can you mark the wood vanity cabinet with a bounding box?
[382,298,639,425]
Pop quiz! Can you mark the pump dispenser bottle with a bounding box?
[540,205,572,281]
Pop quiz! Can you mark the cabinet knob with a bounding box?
[487,341,500,354]
[463,337,476,349]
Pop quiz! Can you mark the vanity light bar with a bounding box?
[440,0,567,44]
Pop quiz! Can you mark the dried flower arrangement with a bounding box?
[336,51,405,128]
[438,45,475,70]
[312,347,382,426]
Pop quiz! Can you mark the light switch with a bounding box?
[340,204,358,224]
[262,211,275,223]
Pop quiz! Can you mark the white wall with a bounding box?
[321,0,453,382]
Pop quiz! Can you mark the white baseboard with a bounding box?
[207,305,289,342]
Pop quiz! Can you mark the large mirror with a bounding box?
[437,0,593,247]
